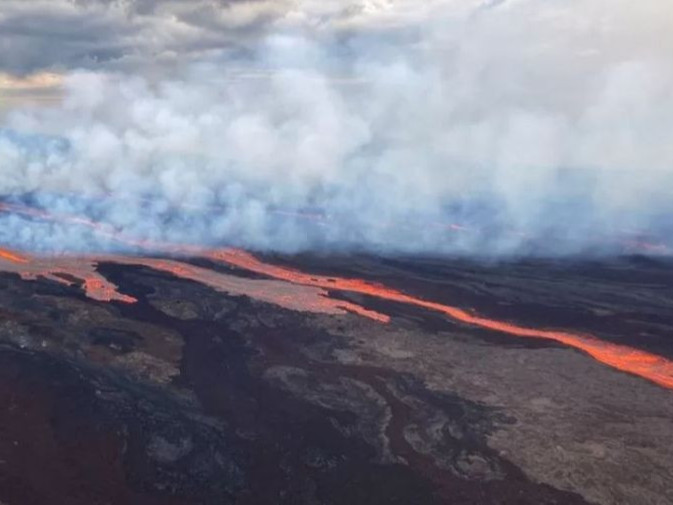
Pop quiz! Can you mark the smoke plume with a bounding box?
[1,0,672,256]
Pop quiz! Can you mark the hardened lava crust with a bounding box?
[0,253,672,505]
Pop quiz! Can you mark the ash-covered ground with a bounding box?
[0,253,672,505]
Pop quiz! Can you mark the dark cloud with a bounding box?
[0,0,452,75]
[0,0,290,74]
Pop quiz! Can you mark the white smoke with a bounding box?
[1,0,672,256]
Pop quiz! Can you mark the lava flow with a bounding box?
[2,202,673,389]
[0,247,388,321]
[108,256,389,321]
[206,249,673,390]
[0,247,136,303]
[0,248,29,264]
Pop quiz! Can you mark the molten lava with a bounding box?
[1,201,673,389]
[109,256,390,321]
[205,249,673,390]
[0,248,29,264]
[0,248,388,321]
[0,250,136,303]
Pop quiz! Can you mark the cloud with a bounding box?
[0,0,460,74]
[0,0,672,256]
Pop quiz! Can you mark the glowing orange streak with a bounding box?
[0,247,29,264]
[0,249,137,304]
[105,257,390,322]
[207,249,673,390]
[0,243,387,321]
[2,202,673,388]
[81,276,137,304]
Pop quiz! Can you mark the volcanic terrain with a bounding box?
[0,229,671,505]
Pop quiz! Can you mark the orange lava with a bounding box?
[0,251,137,304]
[81,276,137,303]
[0,248,29,264]
[109,256,390,321]
[2,202,673,389]
[206,249,673,390]
[0,247,387,321]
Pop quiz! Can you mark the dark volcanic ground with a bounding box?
[0,254,672,505]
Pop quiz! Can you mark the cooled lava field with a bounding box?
[0,243,671,505]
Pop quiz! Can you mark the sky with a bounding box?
[0,0,460,74]
[0,0,672,256]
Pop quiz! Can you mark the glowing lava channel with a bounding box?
[206,249,673,390]
[1,202,673,389]
[0,247,388,321]
[0,247,136,303]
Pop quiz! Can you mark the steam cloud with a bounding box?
[1,0,672,256]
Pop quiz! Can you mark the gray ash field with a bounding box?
[0,253,672,505]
